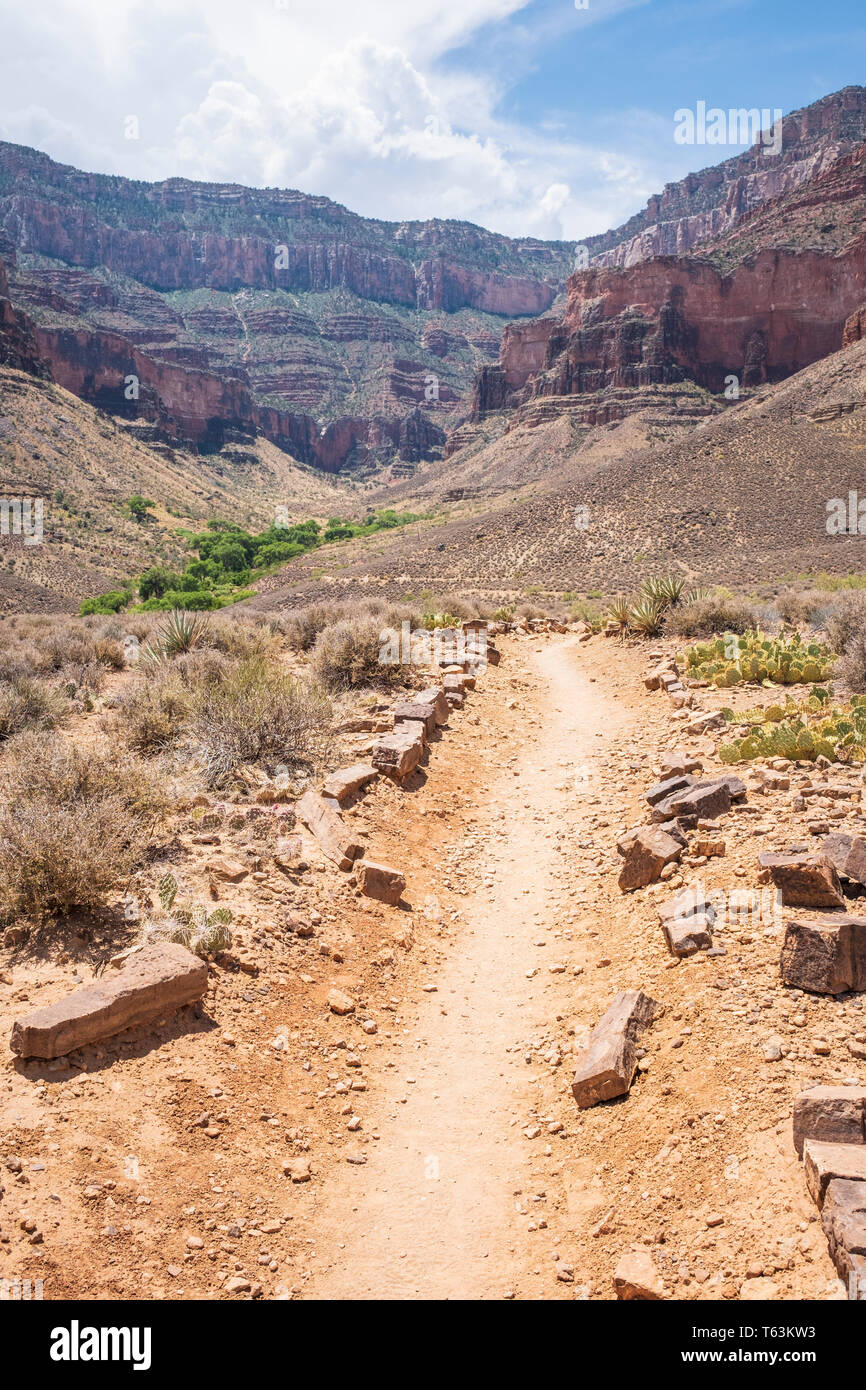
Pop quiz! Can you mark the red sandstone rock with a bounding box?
[296,789,364,870]
[356,860,406,906]
[10,943,207,1059]
[793,1086,866,1157]
[571,990,660,1109]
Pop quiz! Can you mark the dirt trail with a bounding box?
[307,639,627,1299]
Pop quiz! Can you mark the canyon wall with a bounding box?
[33,320,444,471]
[585,86,866,268]
[473,239,866,424]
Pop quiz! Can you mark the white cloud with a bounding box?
[0,0,673,241]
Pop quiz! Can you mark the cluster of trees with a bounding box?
[80,509,424,615]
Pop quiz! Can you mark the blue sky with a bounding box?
[1,0,865,241]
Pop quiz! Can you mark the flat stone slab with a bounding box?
[571,989,660,1109]
[652,779,732,822]
[803,1140,866,1206]
[618,826,682,892]
[685,711,725,735]
[644,662,678,691]
[823,833,866,886]
[822,1179,866,1284]
[392,700,438,735]
[659,754,702,780]
[207,856,248,883]
[613,1250,665,1300]
[321,763,377,804]
[780,914,866,993]
[793,1086,866,1157]
[296,789,364,870]
[657,885,717,926]
[371,731,424,779]
[415,687,449,725]
[10,943,208,1060]
[617,822,686,857]
[803,784,861,801]
[759,852,845,909]
[356,859,406,906]
[645,774,694,808]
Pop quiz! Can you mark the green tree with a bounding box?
[127,495,156,523]
[139,566,177,601]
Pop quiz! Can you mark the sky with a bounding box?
[2,0,866,242]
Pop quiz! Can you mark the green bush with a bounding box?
[80,588,133,616]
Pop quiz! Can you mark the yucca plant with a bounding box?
[607,596,632,629]
[629,596,666,635]
[642,574,687,610]
[143,609,212,663]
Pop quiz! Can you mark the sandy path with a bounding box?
[307,638,628,1299]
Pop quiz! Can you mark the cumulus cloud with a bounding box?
[0,0,669,240]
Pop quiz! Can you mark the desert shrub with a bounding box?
[777,589,823,628]
[188,657,332,787]
[30,623,125,677]
[206,614,275,661]
[90,635,126,669]
[0,644,42,681]
[837,632,866,693]
[826,591,866,655]
[284,603,346,652]
[0,677,66,741]
[61,660,107,697]
[568,599,603,624]
[115,670,193,753]
[0,736,165,921]
[665,594,758,638]
[173,647,232,689]
[311,616,409,690]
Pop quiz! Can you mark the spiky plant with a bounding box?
[145,901,233,957]
[143,609,212,663]
[629,596,666,636]
[607,596,632,629]
[642,574,687,610]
